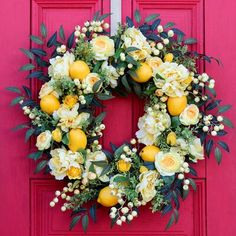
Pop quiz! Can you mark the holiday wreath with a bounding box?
[7,11,233,231]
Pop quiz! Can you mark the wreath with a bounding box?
[7,11,233,231]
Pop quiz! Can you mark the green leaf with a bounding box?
[95,112,106,124]
[184,38,197,45]
[69,215,81,230]
[182,188,189,200]
[30,35,43,45]
[92,80,103,93]
[67,31,75,49]
[62,134,69,145]
[173,209,179,223]
[40,23,47,38]
[218,105,232,113]
[206,86,216,97]
[96,93,114,100]
[59,25,65,41]
[126,55,138,65]
[205,139,214,157]
[133,82,142,97]
[164,22,175,29]
[171,116,181,128]
[25,128,34,142]
[91,160,108,168]
[89,205,97,223]
[6,86,21,94]
[82,215,89,233]
[162,176,175,185]
[144,13,160,23]
[113,175,129,183]
[121,75,132,92]
[165,212,175,230]
[218,141,230,152]
[93,11,100,21]
[28,151,43,161]
[34,160,47,173]
[214,147,222,164]
[125,46,140,53]
[100,165,111,177]
[188,178,197,191]
[22,85,32,98]
[222,117,234,128]
[134,9,141,23]
[20,48,34,60]
[20,64,35,71]
[47,32,57,48]
[99,13,112,21]
[11,96,24,106]
[12,123,29,131]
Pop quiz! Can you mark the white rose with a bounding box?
[179,104,199,126]
[48,52,75,79]
[189,138,204,162]
[90,36,115,60]
[83,73,102,92]
[101,61,119,88]
[36,130,52,150]
[155,151,184,176]
[136,170,158,202]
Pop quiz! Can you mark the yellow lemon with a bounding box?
[67,166,82,179]
[40,94,60,115]
[140,145,160,162]
[132,62,153,83]
[68,128,87,152]
[164,53,174,62]
[166,132,177,146]
[69,60,90,80]
[97,186,118,207]
[167,96,187,116]
[139,166,148,173]
[52,128,62,142]
[117,160,131,172]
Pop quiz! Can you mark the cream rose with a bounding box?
[36,130,52,150]
[39,82,56,99]
[90,36,115,60]
[179,104,199,126]
[83,73,102,93]
[189,138,204,162]
[48,52,75,80]
[136,170,158,202]
[146,57,163,71]
[155,151,184,176]
[153,62,193,97]
[101,61,119,88]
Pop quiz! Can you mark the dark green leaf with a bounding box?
[222,117,234,128]
[217,130,227,136]
[162,176,175,185]
[34,160,47,173]
[121,75,132,92]
[100,165,111,176]
[69,215,81,230]
[6,86,21,94]
[151,19,161,31]
[30,35,43,45]
[206,86,216,97]
[97,93,114,100]
[205,139,214,157]
[182,188,189,200]
[92,80,103,93]
[206,100,221,111]
[89,205,97,223]
[20,64,35,71]
[91,160,108,168]
[126,16,134,27]
[93,11,100,21]
[82,215,89,233]
[125,47,140,53]
[67,31,75,49]
[188,178,197,191]
[184,38,197,44]
[126,55,138,65]
[171,116,181,128]
[218,105,232,113]
[22,86,32,98]
[27,71,44,79]
[59,25,65,41]
[11,96,24,106]
[214,147,222,164]
[28,151,43,161]
[164,22,175,29]
[173,209,179,223]
[133,82,142,97]
[20,48,34,60]
[62,134,69,145]
[47,32,57,48]
[12,123,29,131]
[95,112,106,124]
[25,129,34,142]
[145,13,160,23]
[99,13,112,21]
[165,212,175,230]
[134,9,141,23]
[218,141,230,152]
[31,48,47,57]
[40,23,47,38]
[113,175,129,183]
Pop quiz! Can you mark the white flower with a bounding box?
[36,130,52,150]
[153,62,193,97]
[101,61,119,88]
[48,52,75,80]
[39,81,59,99]
[122,27,151,60]
[179,104,199,126]
[136,110,171,145]
[56,104,90,132]
[90,36,115,60]
[136,170,158,202]
[189,138,204,162]
[49,148,84,180]
[155,151,184,176]
[84,151,109,182]
[83,73,101,92]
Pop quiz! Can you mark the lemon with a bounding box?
[132,62,153,83]
[52,128,62,142]
[167,96,187,116]
[40,94,60,115]
[68,128,87,152]
[164,53,174,62]
[97,186,118,207]
[69,60,90,80]
[166,132,177,146]
[139,145,160,162]
[117,160,131,172]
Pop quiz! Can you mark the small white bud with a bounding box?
[217,116,223,122]
[49,201,55,207]
[74,189,80,195]
[183,185,189,191]
[184,179,190,185]
[163,38,169,45]
[157,25,163,33]
[153,49,160,55]
[178,173,184,180]
[120,216,126,222]
[183,162,189,168]
[168,30,174,37]
[128,63,133,69]
[61,206,67,212]
[211,130,217,136]
[157,43,163,50]
[203,126,209,132]
[103,23,110,29]
[116,219,122,226]
[214,126,220,131]
[127,214,133,221]
[131,211,138,217]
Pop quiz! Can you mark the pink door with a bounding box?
[1,0,236,235]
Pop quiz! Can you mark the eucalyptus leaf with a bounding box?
[99,13,112,21]
[89,205,97,223]
[20,48,34,60]
[218,105,232,113]
[145,13,160,23]
[6,86,21,94]
[97,93,114,100]
[11,96,24,106]
[30,35,43,45]
[67,31,75,49]
[47,32,57,48]
[82,215,89,233]
[25,128,35,142]
[205,139,214,157]
[165,212,175,230]
[59,25,65,41]
[40,23,47,38]
[184,38,197,44]
[222,117,234,128]
[69,215,81,231]
[20,64,35,71]
[134,9,141,23]
[28,151,43,161]
[214,147,222,164]
[34,160,47,173]
[164,22,175,29]
[95,112,106,124]
[218,141,230,152]
[92,80,103,93]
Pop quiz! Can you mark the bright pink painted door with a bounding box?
[1,0,236,235]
